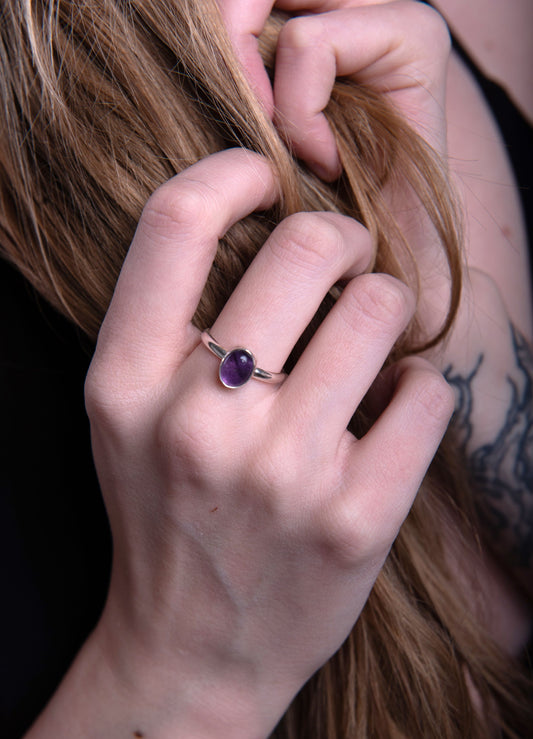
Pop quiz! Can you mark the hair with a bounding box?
[0,1,531,736]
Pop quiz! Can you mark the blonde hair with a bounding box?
[0,1,530,736]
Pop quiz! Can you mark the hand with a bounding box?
[216,0,455,337]
[215,0,451,179]
[83,149,454,737]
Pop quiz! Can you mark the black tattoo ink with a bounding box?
[444,354,483,451]
[445,325,533,571]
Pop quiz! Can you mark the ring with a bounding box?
[201,330,287,389]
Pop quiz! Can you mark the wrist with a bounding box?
[92,615,273,739]
[91,596,297,739]
[25,610,282,739]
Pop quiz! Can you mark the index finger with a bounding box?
[215,0,393,166]
[214,0,360,111]
[96,149,277,384]
[215,0,275,114]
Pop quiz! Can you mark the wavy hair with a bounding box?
[0,1,530,736]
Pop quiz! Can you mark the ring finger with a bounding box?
[204,211,374,388]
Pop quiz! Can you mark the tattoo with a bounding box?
[445,325,533,572]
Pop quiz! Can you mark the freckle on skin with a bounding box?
[502,224,512,239]
[133,731,144,738]
[210,506,218,513]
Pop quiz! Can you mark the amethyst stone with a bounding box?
[219,349,255,388]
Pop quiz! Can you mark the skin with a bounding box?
[217,0,451,178]
[26,0,531,736]
[216,0,532,331]
[217,0,533,598]
[432,0,533,123]
[27,151,453,738]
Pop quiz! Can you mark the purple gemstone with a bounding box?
[219,349,255,388]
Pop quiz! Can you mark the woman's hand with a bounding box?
[215,0,450,179]
[35,148,452,739]
[216,0,454,327]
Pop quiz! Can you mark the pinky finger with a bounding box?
[342,357,455,546]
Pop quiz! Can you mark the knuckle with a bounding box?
[345,274,412,329]
[407,2,451,57]
[321,512,361,566]
[84,358,135,432]
[84,364,109,423]
[160,394,214,458]
[140,179,214,243]
[413,369,455,423]
[269,212,345,277]
[278,15,327,53]
[156,396,221,482]
[318,500,382,569]
[252,431,322,519]
[255,435,299,499]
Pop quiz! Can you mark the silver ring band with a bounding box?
[201,330,286,389]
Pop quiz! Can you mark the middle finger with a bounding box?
[207,211,373,381]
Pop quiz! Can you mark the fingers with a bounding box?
[273,12,340,180]
[274,2,450,178]
[322,357,454,560]
[279,273,415,444]
[208,212,373,376]
[216,0,449,179]
[214,0,275,114]
[350,357,453,534]
[215,0,393,116]
[95,149,277,383]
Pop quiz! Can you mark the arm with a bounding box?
[387,48,533,595]
[436,52,533,596]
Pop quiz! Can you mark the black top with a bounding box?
[0,42,531,739]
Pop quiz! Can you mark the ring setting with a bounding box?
[201,330,286,389]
